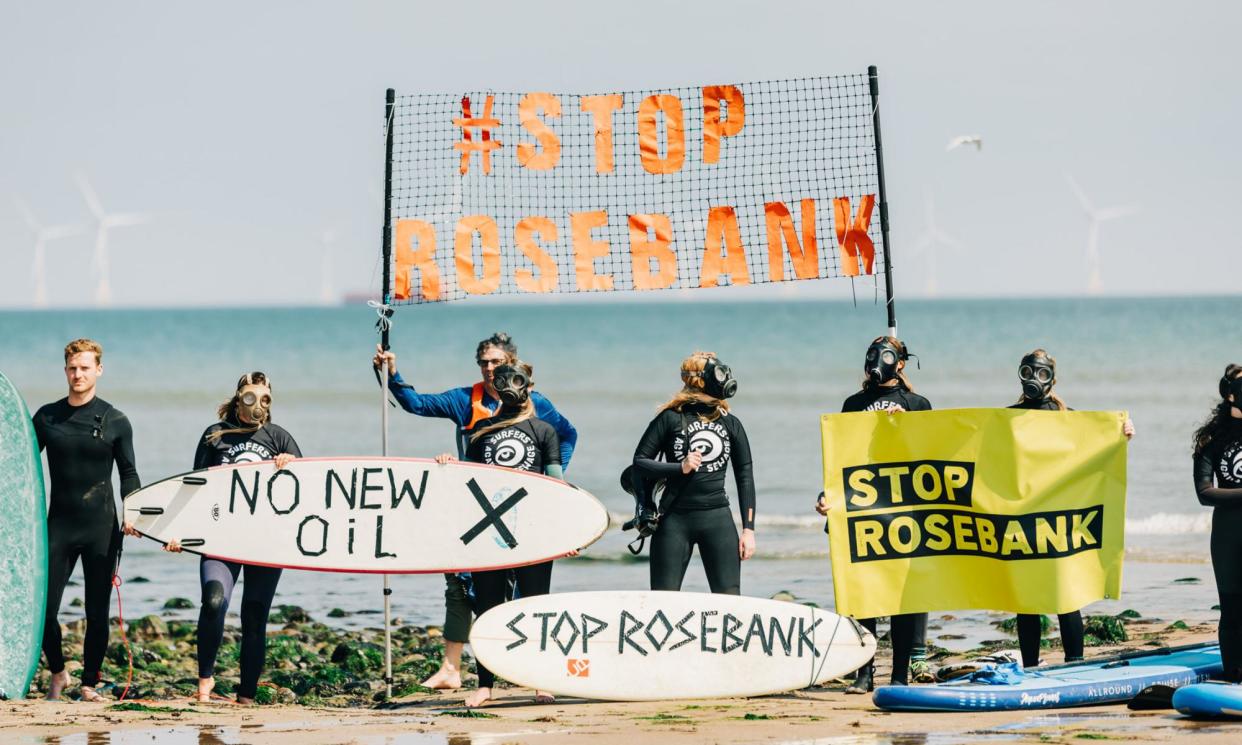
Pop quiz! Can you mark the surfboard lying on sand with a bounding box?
[0,370,47,700]
[874,643,1222,711]
[1173,681,1242,718]
[469,590,876,700]
[125,457,609,573]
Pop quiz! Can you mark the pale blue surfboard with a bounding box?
[1173,681,1242,718]
[0,370,47,699]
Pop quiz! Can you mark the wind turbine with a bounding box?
[75,173,152,307]
[320,229,338,305]
[909,194,965,297]
[15,199,81,308]
[1065,173,1137,294]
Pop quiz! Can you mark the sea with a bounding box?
[2,296,1238,650]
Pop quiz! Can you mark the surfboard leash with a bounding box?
[111,573,134,701]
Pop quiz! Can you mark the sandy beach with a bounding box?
[4,622,1238,745]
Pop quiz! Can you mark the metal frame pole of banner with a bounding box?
[868,65,898,338]
[379,86,396,700]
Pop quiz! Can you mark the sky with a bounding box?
[1,0,1239,308]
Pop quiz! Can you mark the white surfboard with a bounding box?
[124,457,609,573]
[469,591,876,700]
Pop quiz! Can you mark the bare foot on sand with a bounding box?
[79,685,105,702]
[46,671,70,701]
[421,664,462,690]
[463,687,492,708]
[236,696,255,705]
[194,677,215,703]
[534,690,555,704]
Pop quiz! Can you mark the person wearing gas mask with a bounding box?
[629,352,756,596]
[372,331,577,690]
[1193,364,1242,681]
[433,362,566,707]
[816,336,932,692]
[1008,349,1134,667]
[33,338,142,701]
[164,372,301,704]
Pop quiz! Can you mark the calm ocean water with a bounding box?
[3,296,1238,647]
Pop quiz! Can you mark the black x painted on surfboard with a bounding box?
[460,478,527,549]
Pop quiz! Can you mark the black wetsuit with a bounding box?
[842,383,931,685]
[1194,419,1242,681]
[192,420,301,699]
[632,403,756,595]
[32,396,140,687]
[1009,397,1085,667]
[464,414,561,690]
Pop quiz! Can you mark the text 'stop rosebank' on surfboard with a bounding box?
[124,457,610,573]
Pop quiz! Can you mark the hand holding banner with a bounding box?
[820,408,1128,618]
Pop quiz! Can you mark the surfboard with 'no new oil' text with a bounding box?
[124,457,609,573]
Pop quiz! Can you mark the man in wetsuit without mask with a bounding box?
[32,338,141,701]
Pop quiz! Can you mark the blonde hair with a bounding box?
[1014,348,1067,410]
[64,338,103,365]
[207,371,272,444]
[658,351,729,422]
[860,336,916,393]
[471,361,536,441]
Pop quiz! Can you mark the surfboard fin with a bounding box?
[1128,683,1178,710]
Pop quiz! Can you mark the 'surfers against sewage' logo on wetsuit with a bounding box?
[864,399,905,413]
[673,419,732,474]
[483,427,537,471]
[224,440,273,464]
[1219,441,1242,484]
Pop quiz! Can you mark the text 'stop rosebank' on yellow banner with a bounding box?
[820,409,1128,618]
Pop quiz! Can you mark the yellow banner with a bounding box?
[821,408,1127,618]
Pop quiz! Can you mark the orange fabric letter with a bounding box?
[570,211,614,291]
[454,215,502,295]
[638,95,686,175]
[517,93,562,171]
[393,219,441,301]
[833,195,877,276]
[628,214,677,290]
[702,85,744,165]
[514,216,559,293]
[765,199,819,281]
[580,94,624,174]
[699,206,751,288]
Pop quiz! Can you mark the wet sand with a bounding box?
[4,624,1238,744]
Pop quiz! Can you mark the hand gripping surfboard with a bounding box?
[469,590,876,700]
[124,457,609,573]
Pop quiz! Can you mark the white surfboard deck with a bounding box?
[469,590,876,700]
[124,457,609,573]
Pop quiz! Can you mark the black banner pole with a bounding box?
[868,65,898,337]
[379,87,396,700]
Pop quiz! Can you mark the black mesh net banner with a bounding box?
[386,75,884,304]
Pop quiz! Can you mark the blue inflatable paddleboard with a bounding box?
[0,370,47,700]
[1172,681,1242,718]
[874,643,1221,711]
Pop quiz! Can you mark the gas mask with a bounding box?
[236,385,272,425]
[701,357,738,399]
[1019,353,1056,401]
[865,339,903,385]
[492,365,530,407]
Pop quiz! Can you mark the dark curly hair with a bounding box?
[476,332,518,364]
[1193,363,1242,457]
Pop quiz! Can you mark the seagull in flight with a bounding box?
[946,135,982,152]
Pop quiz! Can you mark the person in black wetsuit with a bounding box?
[32,338,141,701]
[630,351,756,596]
[165,372,301,705]
[1193,363,1242,681]
[1007,349,1135,668]
[433,362,566,708]
[816,336,931,691]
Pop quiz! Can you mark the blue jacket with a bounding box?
[387,371,578,468]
